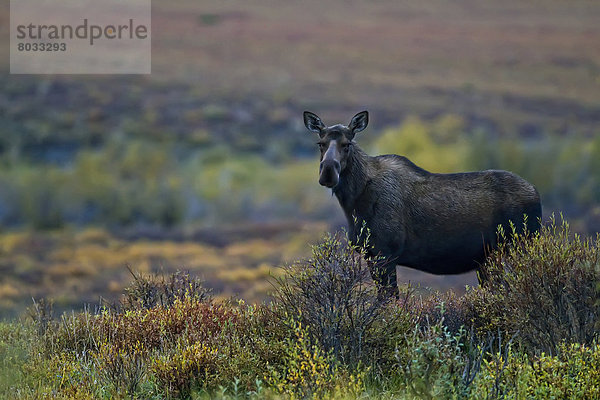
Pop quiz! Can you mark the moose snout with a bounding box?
[319,159,341,188]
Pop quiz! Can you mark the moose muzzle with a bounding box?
[319,141,341,188]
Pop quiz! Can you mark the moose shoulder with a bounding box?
[303,110,542,296]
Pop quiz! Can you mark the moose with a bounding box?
[303,110,542,296]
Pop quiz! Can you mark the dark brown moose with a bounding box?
[303,110,542,297]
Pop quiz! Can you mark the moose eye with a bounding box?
[318,143,327,151]
[342,143,351,152]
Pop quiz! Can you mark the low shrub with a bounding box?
[272,231,415,369]
[466,216,600,355]
[96,340,147,397]
[122,268,212,310]
[9,219,600,399]
[151,338,220,398]
[470,342,600,399]
[25,272,283,398]
[395,320,471,400]
[265,316,338,399]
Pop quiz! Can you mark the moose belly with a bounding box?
[395,227,494,275]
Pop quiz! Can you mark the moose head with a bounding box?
[303,111,369,188]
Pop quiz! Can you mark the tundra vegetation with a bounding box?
[1,1,600,396]
[1,217,599,399]
[2,3,600,313]
[1,113,600,316]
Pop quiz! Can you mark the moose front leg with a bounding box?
[368,259,399,300]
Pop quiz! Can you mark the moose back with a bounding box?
[303,110,542,295]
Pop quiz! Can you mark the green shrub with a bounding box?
[272,231,414,369]
[395,319,471,400]
[525,342,600,399]
[31,286,290,398]
[151,338,219,398]
[96,339,147,397]
[11,223,600,399]
[266,316,338,399]
[122,268,212,310]
[466,216,600,355]
[471,342,600,399]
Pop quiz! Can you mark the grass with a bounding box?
[1,218,599,399]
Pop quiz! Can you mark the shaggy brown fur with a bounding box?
[304,111,542,296]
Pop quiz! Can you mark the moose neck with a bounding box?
[333,144,370,213]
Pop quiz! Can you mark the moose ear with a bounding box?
[349,111,369,134]
[303,111,325,134]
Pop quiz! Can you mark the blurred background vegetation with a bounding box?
[0,0,599,317]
